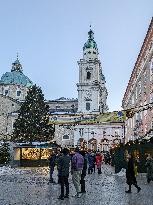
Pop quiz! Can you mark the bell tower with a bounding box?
[77,28,108,114]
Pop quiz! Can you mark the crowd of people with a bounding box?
[48,147,153,200]
[48,148,105,200]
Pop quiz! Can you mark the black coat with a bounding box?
[126,158,137,185]
[58,155,70,176]
[49,154,56,168]
[82,158,87,176]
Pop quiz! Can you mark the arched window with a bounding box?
[63,135,69,140]
[86,102,90,111]
[87,71,91,80]
[4,89,9,96]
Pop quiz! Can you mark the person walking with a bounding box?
[96,152,102,174]
[57,148,70,200]
[87,151,95,174]
[125,153,141,193]
[92,152,96,173]
[145,154,153,183]
[80,150,87,193]
[71,147,84,198]
[49,152,56,183]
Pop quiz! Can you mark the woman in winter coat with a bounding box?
[96,153,103,174]
[125,153,141,193]
[145,154,153,183]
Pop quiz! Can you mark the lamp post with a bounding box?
[91,131,97,150]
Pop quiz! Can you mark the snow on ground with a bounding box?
[113,168,126,177]
[0,166,41,175]
[0,165,152,205]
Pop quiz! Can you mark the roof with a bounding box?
[0,56,33,87]
[0,71,33,87]
[83,29,98,51]
[122,17,153,105]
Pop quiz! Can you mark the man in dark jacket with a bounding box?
[57,148,70,200]
[125,153,141,193]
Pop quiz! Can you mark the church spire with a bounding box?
[11,54,23,72]
[83,27,98,51]
[88,25,94,40]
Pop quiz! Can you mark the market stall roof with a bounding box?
[14,141,59,148]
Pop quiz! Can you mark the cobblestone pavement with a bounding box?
[0,165,153,205]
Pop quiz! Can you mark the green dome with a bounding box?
[0,57,33,87]
[83,29,98,51]
[0,71,33,87]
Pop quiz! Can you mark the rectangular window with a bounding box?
[12,120,14,129]
[150,93,153,103]
[16,90,21,97]
[63,135,70,140]
[138,81,141,95]
[132,95,135,104]
[86,102,90,111]
[150,61,153,79]
[87,71,91,79]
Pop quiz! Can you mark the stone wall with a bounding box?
[47,98,78,113]
[0,94,20,137]
[0,84,28,101]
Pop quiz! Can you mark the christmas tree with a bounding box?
[12,84,54,143]
[0,141,10,165]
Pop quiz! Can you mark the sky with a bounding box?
[0,0,152,112]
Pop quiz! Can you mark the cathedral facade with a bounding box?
[50,29,124,151]
[0,29,124,151]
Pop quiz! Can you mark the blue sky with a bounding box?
[0,0,152,111]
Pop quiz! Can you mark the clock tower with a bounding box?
[77,28,108,114]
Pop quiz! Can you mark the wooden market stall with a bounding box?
[13,141,60,167]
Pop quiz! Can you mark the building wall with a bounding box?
[122,18,153,142]
[0,84,28,101]
[47,98,78,113]
[54,122,124,151]
[0,94,20,137]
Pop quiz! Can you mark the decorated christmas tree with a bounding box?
[12,84,54,143]
[0,141,10,165]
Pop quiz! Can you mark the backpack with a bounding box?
[73,153,84,171]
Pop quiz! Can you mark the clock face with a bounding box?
[85,90,92,97]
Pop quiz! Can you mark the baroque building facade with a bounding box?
[122,18,153,143]
[0,57,33,139]
[77,29,108,114]
[0,29,124,151]
[51,29,124,150]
